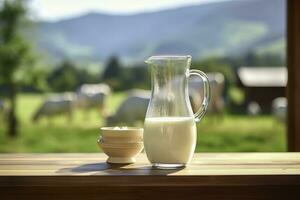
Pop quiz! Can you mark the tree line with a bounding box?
[12,50,284,94]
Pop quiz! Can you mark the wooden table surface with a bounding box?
[1,153,300,199]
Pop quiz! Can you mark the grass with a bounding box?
[197,115,286,152]
[0,93,286,152]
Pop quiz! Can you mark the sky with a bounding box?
[29,0,226,21]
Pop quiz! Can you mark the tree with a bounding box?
[47,60,97,92]
[120,65,150,90]
[0,0,34,137]
[101,56,122,90]
[193,57,236,85]
[102,56,121,80]
[47,60,78,92]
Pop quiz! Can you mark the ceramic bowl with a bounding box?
[98,127,144,164]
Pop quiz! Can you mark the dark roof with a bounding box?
[238,67,287,87]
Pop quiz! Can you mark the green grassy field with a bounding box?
[0,93,286,152]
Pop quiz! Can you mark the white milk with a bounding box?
[143,117,197,164]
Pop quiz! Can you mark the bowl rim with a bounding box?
[100,127,144,131]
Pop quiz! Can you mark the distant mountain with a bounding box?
[35,0,286,63]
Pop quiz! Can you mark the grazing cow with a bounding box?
[188,72,225,114]
[76,83,111,115]
[247,101,262,116]
[32,93,76,122]
[106,90,150,126]
[272,97,287,122]
[106,88,202,126]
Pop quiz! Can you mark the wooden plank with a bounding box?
[287,0,300,151]
[0,153,300,199]
[0,153,300,179]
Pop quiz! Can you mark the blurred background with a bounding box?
[0,0,287,152]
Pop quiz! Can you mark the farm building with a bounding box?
[237,67,287,113]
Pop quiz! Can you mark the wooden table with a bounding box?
[0,153,300,199]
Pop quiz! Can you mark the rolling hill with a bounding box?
[34,0,286,63]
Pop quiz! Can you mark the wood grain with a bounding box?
[0,153,300,199]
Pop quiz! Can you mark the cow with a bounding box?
[247,101,262,116]
[272,97,287,122]
[105,87,202,126]
[106,90,150,126]
[76,83,111,116]
[188,72,225,115]
[32,92,76,123]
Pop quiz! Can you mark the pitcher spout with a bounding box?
[144,57,152,64]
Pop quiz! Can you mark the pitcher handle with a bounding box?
[188,69,211,122]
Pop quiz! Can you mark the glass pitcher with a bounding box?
[144,55,210,169]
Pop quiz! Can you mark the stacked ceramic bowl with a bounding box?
[98,127,144,164]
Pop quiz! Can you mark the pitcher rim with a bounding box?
[145,55,192,63]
